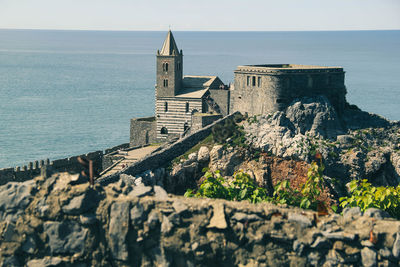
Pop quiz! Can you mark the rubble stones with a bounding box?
[44,221,88,255]
[364,208,391,220]
[128,183,152,198]
[108,202,130,261]
[207,203,227,229]
[361,247,377,267]
[0,172,400,266]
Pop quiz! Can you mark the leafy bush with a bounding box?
[185,160,329,210]
[339,179,400,219]
[184,170,269,203]
[273,160,326,210]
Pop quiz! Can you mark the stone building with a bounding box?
[130,31,230,146]
[130,32,347,147]
[230,64,346,115]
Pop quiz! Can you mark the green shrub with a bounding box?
[184,170,269,203]
[185,160,329,210]
[273,161,326,210]
[339,179,400,219]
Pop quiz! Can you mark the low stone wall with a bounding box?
[1,173,399,266]
[0,143,130,185]
[98,112,239,185]
[191,113,223,133]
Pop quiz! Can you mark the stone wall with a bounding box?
[98,112,239,185]
[231,65,347,116]
[0,143,130,186]
[130,117,157,147]
[209,89,230,116]
[191,113,223,133]
[1,172,399,266]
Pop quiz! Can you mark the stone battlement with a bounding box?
[235,64,344,74]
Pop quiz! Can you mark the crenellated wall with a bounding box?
[0,143,130,185]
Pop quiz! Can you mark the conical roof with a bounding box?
[160,30,180,56]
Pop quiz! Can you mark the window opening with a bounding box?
[160,127,168,134]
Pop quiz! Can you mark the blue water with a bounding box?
[0,30,399,168]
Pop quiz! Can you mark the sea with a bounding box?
[0,29,399,168]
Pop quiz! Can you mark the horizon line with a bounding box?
[1,27,399,33]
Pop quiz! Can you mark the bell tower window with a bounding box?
[164,102,168,112]
[252,76,256,86]
[185,102,189,113]
[163,63,169,72]
[163,79,168,87]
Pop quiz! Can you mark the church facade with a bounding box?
[130,31,347,147]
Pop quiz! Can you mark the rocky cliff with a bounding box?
[1,172,400,266]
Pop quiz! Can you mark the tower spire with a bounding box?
[160,30,180,56]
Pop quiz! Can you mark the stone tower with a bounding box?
[156,30,183,97]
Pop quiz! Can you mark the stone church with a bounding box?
[130,31,347,147]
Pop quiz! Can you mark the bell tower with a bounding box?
[156,30,183,97]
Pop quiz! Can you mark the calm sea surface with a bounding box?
[0,30,399,168]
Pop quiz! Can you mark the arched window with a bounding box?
[177,62,181,70]
[257,77,261,87]
[160,127,168,135]
[185,102,189,113]
[252,76,256,86]
[184,122,189,132]
[247,76,250,86]
[164,102,168,112]
[163,79,168,87]
[163,62,169,72]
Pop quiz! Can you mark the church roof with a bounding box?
[175,76,221,98]
[160,30,180,56]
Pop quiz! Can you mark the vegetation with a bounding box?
[273,158,327,210]
[212,117,248,148]
[339,179,400,219]
[185,158,329,211]
[184,170,268,204]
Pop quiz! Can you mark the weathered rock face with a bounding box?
[244,96,400,187]
[1,172,400,266]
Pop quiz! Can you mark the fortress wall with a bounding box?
[209,89,230,116]
[130,117,157,147]
[98,112,239,185]
[232,69,346,116]
[232,74,281,115]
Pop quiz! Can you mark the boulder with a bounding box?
[197,146,210,162]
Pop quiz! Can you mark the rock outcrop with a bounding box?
[1,172,400,266]
[244,96,400,188]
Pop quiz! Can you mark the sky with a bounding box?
[0,0,399,31]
